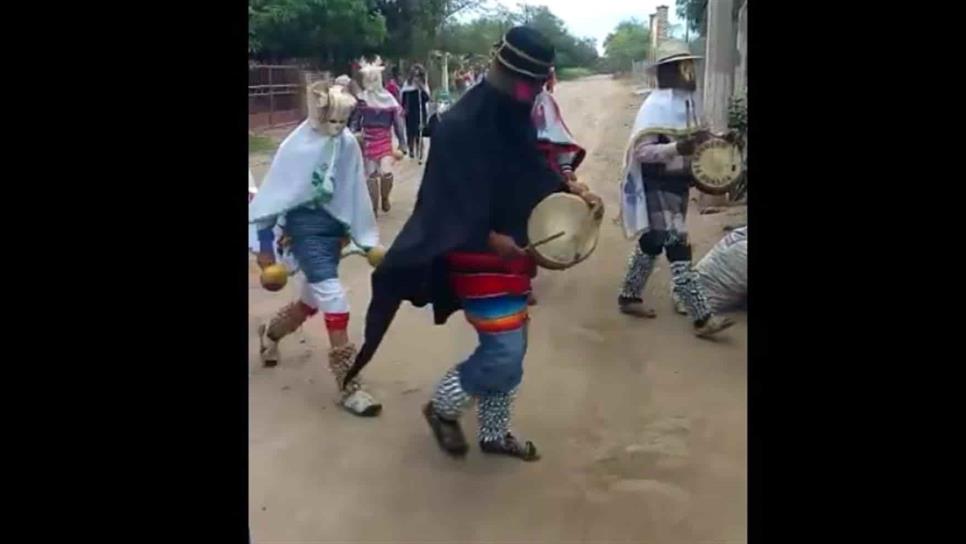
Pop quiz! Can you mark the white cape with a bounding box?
[248,121,378,252]
[248,170,258,253]
[532,91,579,147]
[359,88,400,110]
[618,89,699,239]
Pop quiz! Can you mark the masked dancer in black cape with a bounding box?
[344,27,603,461]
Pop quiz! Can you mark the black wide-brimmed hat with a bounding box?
[494,26,555,80]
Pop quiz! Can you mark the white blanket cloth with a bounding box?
[532,90,578,147]
[359,88,400,110]
[248,121,379,251]
[248,170,259,253]
[696,227,747,312]
[671,227,747,313]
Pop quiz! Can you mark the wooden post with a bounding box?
[440,52,450,97]
[733,1,748,202]
[699,0,736,209]
[299,71,314,121]
[267,67,275,128]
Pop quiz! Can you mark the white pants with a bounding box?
[299,278,349,314]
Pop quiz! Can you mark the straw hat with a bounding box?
[651,39,702,67]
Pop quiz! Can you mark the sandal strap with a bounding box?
[481,433,540,460]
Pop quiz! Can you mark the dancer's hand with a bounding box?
[676,130,711,156]
[580,191,605,220]
[566,179,589,195]
[488,232,527,260]
[257,252,276,270]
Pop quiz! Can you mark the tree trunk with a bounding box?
[700,0,736,210]
[702,0,735,132]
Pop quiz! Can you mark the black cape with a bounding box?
[344,80,566,386]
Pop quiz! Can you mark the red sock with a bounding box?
[324,312,349,331]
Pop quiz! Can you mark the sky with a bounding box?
[488,0,684,55]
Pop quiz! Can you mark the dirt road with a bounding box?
[249,75,747,543]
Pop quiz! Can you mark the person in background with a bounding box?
[335,74,364,152]
[401,64,431,164]
[351,57,406,215]
[671,226,747,315]
[350,27,604,462]
[616,40,734,339]
[527,66,587,306]
[532,67,585,184]
[249,80,382,417]
[385,65,402,105]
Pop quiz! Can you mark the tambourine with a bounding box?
[526,193,602,270]
[691,138,743,195]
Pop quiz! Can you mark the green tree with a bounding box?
[439,14,517,58]
[249,0,387,66]
[676,0,743,38]
[602,19,650,73]
[676,0,707,38]
[438,3,598,70]
[364,0,487,64]
[249,1,597,72]
[522,5,597,68]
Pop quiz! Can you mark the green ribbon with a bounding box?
[309,137,339,206]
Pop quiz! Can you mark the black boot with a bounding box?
[422,402,469,457]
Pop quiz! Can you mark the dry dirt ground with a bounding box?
[248,75,747,544]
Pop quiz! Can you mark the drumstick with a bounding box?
[527,231,566,250]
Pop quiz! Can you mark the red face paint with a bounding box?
[513,81,540,102]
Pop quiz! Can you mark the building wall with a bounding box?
[655,5,669,42]
[645,5,671,85]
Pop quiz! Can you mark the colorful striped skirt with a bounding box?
[446,252,536,395]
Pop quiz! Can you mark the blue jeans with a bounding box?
[284,206,345,283]
[456,295,529,397]
[457,326,528,396]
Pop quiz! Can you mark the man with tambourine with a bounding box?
[347,27,604,462]
[617,40,739,339]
